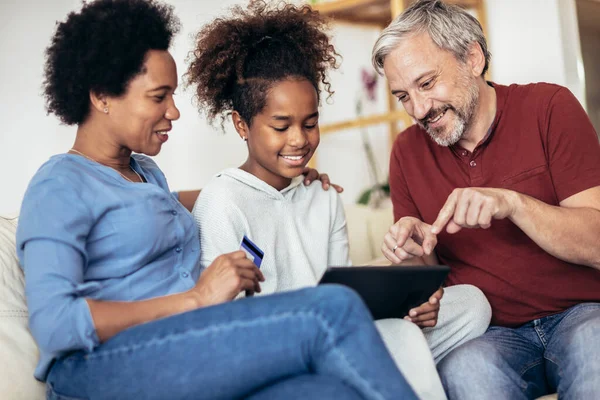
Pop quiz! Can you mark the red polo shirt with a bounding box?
[390,82,600,327]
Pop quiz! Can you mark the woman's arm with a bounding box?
[88,251,263,342]
[86,292,198,342]
[23,240,262,347]
[178,190,201,212]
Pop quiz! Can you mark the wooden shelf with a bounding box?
[312,0,483,27]
[312,0,396,27]
[320,109,413,134]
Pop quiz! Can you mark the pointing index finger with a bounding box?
[431,192,458,234]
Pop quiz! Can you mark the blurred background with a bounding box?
[1,0,598,214]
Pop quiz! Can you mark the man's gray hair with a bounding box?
[372,0,490,76]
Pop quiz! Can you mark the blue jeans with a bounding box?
[46,285,417,400]
[438,302,600,399]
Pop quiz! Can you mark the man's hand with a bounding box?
[382,216,437,264]
[431,187,518,235]
[405,287,443,328]
[302,167,344,193]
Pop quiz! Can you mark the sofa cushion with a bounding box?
[0,216,45,399]
[344,203,394,265]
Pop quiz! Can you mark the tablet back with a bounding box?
[318,266,450,320]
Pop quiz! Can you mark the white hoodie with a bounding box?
[192,168,350,295]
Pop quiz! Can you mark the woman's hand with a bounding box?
[190,251,265,307]
[302,167,344,193]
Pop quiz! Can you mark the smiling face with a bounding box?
[383,32,480,147]
[105,50,180,156]
[235,78,320,191]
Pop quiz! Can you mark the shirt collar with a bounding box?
[450,81,508,156]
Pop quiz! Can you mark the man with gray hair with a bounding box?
[373,0,600,398]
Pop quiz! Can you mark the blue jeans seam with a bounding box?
[85,310,386,400]
[518,359,543,377]
[534,325,547,347]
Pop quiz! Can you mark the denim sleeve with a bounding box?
[22,240,100,354]
[17,175,100,355]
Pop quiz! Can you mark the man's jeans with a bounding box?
[438,302,600,399]
[46,285,417,400]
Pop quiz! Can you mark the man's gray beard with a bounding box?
[422,80,480,147]
[426,117,465,147]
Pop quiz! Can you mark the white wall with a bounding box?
[485,0,585,104]
[0,0,586,214]
[0,0,248,215]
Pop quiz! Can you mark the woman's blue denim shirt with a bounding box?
[16,154,202,381]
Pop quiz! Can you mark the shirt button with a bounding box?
[181,271,189,278]
[469,160,477,167]
[175,247,182,253]
[171,210,178,216]
[462,151,468,156]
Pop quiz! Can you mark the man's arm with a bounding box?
[431,185,600,270]
[511,186,600,269]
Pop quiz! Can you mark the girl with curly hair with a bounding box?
[16,0,418,398]
[189,3,491,399]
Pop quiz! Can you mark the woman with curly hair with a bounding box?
[189,2,491,400]
[16,0,417,399]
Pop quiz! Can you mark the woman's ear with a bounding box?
[89,91,110,115]
[232,111,249,141]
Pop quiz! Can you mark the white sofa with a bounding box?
[0,205,393,400]
[0,215,45,399]
[0,208,558,399]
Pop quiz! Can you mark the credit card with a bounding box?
[240,235,264,268]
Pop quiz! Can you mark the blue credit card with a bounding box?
[240,235,264,268]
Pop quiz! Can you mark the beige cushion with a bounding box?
[0,216,45,399]
[344,203,394,265]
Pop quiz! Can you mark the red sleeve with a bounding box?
[389,139,421,222]
[545,87,600,202]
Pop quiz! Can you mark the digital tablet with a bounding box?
[318,266,450,320]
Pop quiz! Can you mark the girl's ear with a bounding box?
[232,111,249,141]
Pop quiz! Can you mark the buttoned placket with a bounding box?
[454,146,485,186]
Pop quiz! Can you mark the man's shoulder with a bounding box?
[502,82,565,105]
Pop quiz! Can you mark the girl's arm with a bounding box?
[328,194,351,266]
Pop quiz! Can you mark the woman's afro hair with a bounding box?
[43,0,180,125]
[186,0,340,127]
